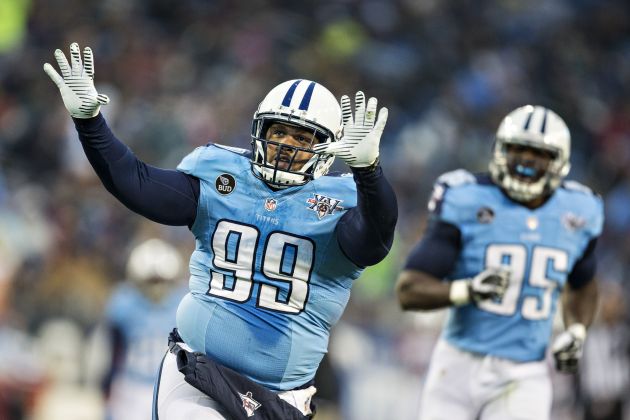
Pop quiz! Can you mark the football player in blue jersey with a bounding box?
[44,43,397,419]
[102,238,187,420]
[396,105,603,420]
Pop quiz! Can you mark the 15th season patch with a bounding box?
[307,194,344,219]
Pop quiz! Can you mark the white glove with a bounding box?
[449,266,511,306]
[313,91,388,168]
[44,42,109,118]
[552,323,586,374]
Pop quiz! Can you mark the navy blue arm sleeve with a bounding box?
[73,114,199,226]
[567,238,598,289]
[336,165,398,267]
[403,219,461,278]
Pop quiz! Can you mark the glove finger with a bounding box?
[365,97,378,128]
[320,141,347,155]
[354,91,366,125]
[70,42,82,76]
[83,47,95,79]
[552,333,574,353]
[373,107,388,135]
[312,143,331,154]
[484,266,506,278]
[340,95,353,126]
[97,94,110,105]
[313,141,346,154]
[43,63,65,88]
[54,49,71,78]
[497,265,511,279]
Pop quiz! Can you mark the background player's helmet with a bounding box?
[489,105,571,202]
[251,79,342,187]
[126,238,183,301]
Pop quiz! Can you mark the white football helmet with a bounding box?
[126,238,183,301]
[251,79,342,187]
[489,105,571,202]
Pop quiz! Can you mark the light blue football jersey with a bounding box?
[175,144,362,391]
[431,169,604,362]
[106,284,186,383]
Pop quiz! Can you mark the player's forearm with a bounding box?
[74,113,129,163]
[73,114,199,226]
[336,165,398,267]
[562,279,599,329]
[396,270,452,310]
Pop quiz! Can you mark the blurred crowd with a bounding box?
[1,0,629,419]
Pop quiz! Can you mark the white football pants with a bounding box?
[418,339,552,420]
[154,347,232,420]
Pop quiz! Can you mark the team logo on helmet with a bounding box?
[238,391,261,417]
[264,198,277,212]
[307,194,344,219]
[215,174,236,195]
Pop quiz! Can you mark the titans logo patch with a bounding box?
[215,174,236,195]
[476,206,495,224]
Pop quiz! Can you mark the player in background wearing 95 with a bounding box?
[44,42,397,420]
[396,105,603,420]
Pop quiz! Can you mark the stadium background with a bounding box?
[0,0,628,419]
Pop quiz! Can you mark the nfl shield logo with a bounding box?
[527,216,539,230]
[264,198,277,211]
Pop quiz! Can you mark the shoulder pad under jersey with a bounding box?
[561,180,598,196]
[436,169,477,187]
[213,144,251,157]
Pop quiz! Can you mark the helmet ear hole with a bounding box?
[250,80,342,187]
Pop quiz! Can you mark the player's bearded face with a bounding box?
[265,123,319,171]
[505,144,554,183]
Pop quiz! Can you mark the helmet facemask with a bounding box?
[490,140,568,202]
[251,115,336,187]
[250,79,342,188]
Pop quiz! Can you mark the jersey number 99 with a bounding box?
[207,219,315,314]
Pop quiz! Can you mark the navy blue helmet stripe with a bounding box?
[540,108,548,133]
[298,81,317,110]
[281,80,302,107]
[523,108,534,130]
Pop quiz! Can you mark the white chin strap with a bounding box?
[256,165,307,187]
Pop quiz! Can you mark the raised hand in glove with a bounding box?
[313,91,388,168]
[552,323,586,374]
[449,266,511,306]
[44,42,109,118]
